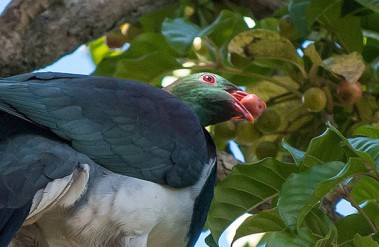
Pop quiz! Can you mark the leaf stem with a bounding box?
[266,92,299,106]
[344,195,377,234]
[203,37,222,66]
[267,95,299,106]
[364,172,379,183]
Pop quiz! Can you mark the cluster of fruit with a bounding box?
[303,80,363,112]
[213,78,366,162]
[213,107,281,161]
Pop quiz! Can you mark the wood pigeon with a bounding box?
[0,72,266,247]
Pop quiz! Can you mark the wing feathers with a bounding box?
[26,173,74,224]
[25,163,90,225]
[0,73,210,188]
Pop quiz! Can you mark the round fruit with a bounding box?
[255,108,281,134]
[213,121,236,140]
[303,87,327,112]
[255,141,278,159]
[240,94,267,119]
[105,31,127,48]
[337,80,363,105]
[235,121,261,145]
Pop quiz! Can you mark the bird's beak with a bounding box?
[229,90,267,123]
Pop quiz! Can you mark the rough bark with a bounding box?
[0,0,176,77]
[216,151,238,182]
[0,0,283,77]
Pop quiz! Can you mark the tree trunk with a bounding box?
[0,0,176,77]
[0,0,283,77]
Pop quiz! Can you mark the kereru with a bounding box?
[0,72,266,247]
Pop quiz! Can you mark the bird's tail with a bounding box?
[0,201,32,247]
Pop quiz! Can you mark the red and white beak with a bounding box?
[230,90,267,123]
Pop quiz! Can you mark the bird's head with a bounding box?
[164,73,266,126]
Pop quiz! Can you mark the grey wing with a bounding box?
[0,73,209,188]
[0,134,90,247]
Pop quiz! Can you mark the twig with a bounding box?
[339,178,378,235]
[345,195,377,234]
[266,92,299,106]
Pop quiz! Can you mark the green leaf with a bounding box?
[278,161,345,230]
[199,10,248,47]
[323,52,366,83]
[228,29,304,73]
[334,16,364,53]
[246,76,300,99]
[288,0,311,35]
[361,13,379,33]
[162,18,201,55]
[351,176,379,204]
[354,125,379,138]
[362,202,379,229]
[256,18,279,31]
[92,55,122,77]
[93,33,178,77]
[306,0,363,52]
[362,30,379,64]
[233,208,286,243]
[264,208,344,246]
[139,6,178,32]
[356,97,374,122]
[204,233,219,247]
[281,139,305,166]
[355,0,379,13]
[307,0,343,29]
[88,36,122,65]
[303,44,323,66]
[297,158,367,228]
[325,124,376,167]
[335,214,373,245]
[123,33,178,58]
[348,137,379,166]
[302,127,347,167]
[267,228,316,247]
[113,51,181,84]
[207,158,297,243]
[303,208,337,246]
[353,234,379,246]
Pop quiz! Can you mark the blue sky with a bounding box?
[0,1,358,246]
[0,1,10,13]
[36,45,95,74]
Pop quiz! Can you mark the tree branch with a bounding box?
[344,194,377,234]
[0,0,176,77]
[216,151,238,182]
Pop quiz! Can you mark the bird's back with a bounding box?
[0,73,209,188]
[0,72,217,247]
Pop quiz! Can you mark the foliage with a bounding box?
[88,0,379,246]
[208,124,379,246]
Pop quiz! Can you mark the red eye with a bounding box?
[201,74,216,84]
